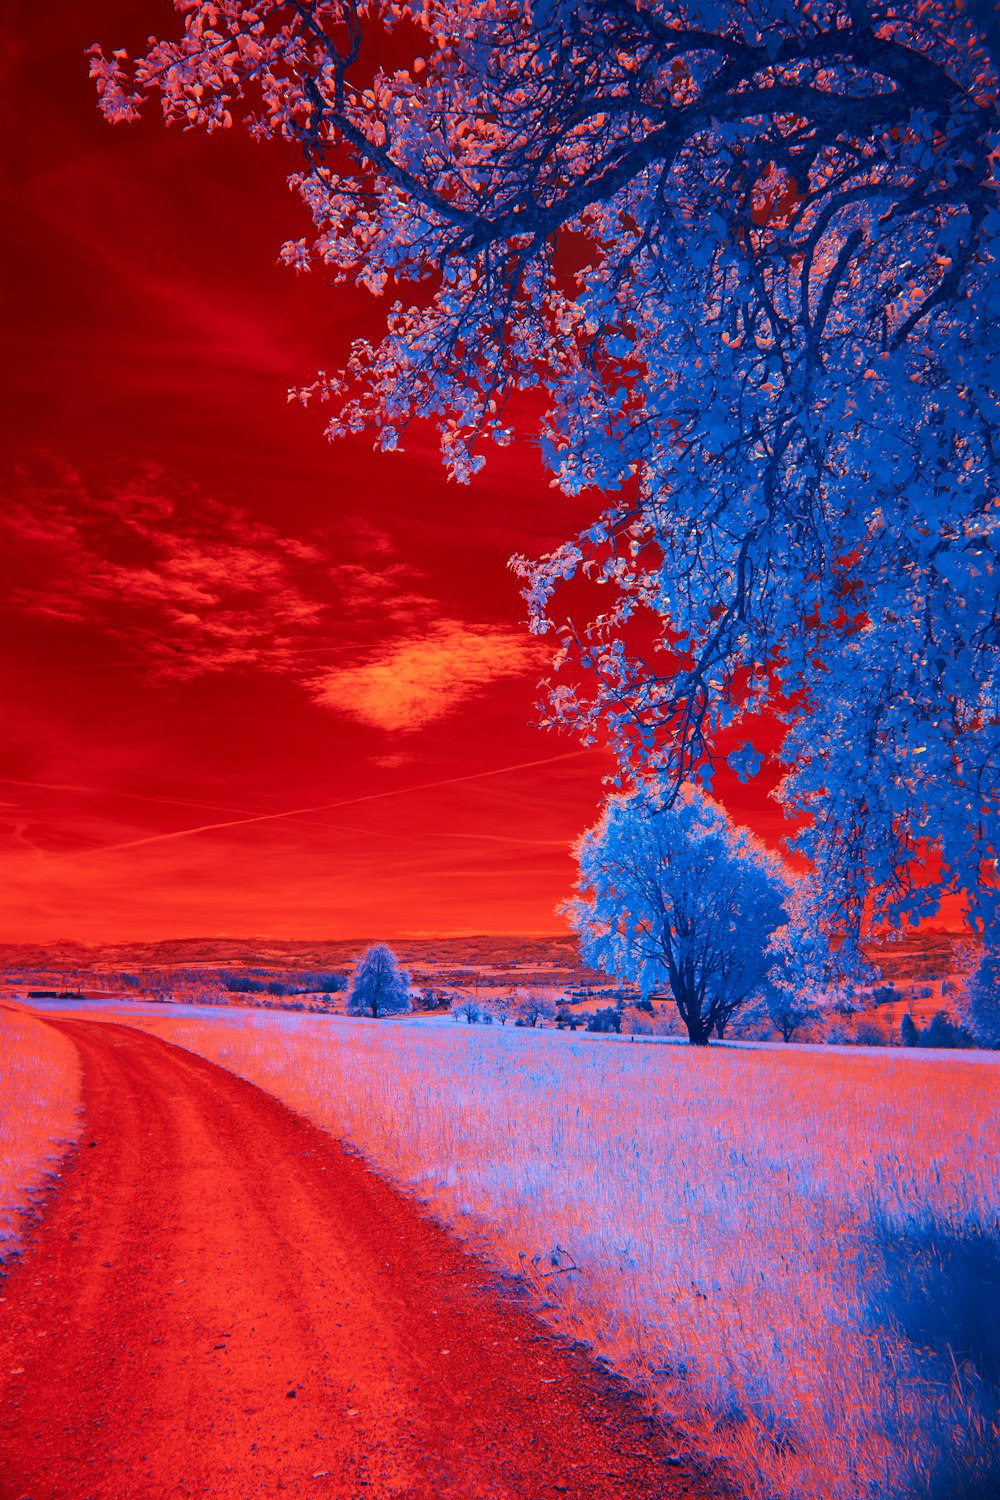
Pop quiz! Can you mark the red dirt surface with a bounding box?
[0,1019,721,1500]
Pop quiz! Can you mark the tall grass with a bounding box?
[0,1008,81,1259]
[42,1007,1000,1499]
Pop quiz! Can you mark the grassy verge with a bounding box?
[0,1007,81,1263]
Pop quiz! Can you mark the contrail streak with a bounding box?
[0,777,265,818]
[70,749,605,859]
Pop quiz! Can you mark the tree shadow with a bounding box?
[861,1209,1000,1499]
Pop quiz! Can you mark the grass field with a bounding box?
[21,1003,990,1500]
[0,1007,80,1261]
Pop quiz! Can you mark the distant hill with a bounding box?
[0,928,970,994]
[0,933,591,974]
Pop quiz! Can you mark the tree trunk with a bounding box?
[677,983,712,1045]
[685,1018,712,1045]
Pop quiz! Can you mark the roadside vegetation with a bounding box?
[0,1008,80,1264]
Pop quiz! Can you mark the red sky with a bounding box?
[0,0,792,942]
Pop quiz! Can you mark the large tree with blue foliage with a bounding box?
[563,782,790,1043]
[93,0,1000,944]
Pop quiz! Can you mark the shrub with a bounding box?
[854,1018,889,1047]
[586,1006,621,1034]
[872,983,901,1005]
[221,972,268,994]
[305,971,346,994]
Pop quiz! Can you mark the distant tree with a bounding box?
[413,985,446,1012]
[489,991,514,1027]
[451,995,484,1025]
[586,1006,622,1035]
[345,944,411,1019]
[923,1009,974,1050]
[222,973,267,995]
[956,950,1000,1049]
[310,971,346,994]
[901,1008,974,1049]
[762,883,832,1042]
[565,784,789,1045]
[515,993,556,1028]
[763,989,818,1045]
[622,1005,656,1037]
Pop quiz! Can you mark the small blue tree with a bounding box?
[345,944,411,1019]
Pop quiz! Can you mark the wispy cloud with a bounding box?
[68,748,596,859]
[1,458,545,732]
[313,620,547,732]
[0,458,333,676]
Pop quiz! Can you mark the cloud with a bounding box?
[0,457,439,683]
[327,561,434,628]
[313,620,547,732]
[0,458,338,677]
[0,458,549,735]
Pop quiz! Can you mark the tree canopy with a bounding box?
[92,1,1000,941]
[563,782,790,1042]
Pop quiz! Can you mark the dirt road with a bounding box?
[0,1019,716,1500]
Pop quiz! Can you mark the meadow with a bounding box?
[6,1002,993,1500]
[0,1007,80,1259]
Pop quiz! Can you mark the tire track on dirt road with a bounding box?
[0,1018,724,1500]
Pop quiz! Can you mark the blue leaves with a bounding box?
[113,0,1000,942]
[727,742,764,784]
